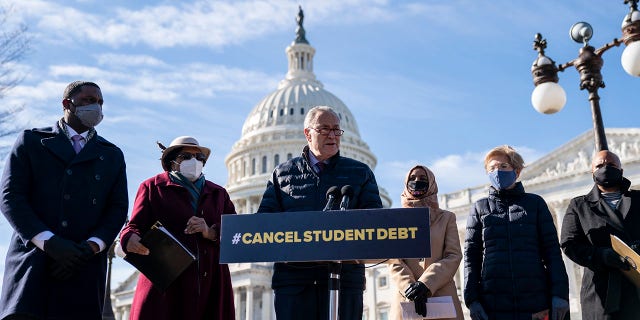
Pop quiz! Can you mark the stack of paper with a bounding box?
[400,295,456,319]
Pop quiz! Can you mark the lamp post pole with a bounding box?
[530,0,640,152]
[102,240,117,320]
[556,34,610,151]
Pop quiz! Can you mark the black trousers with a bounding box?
[274,284,363,320]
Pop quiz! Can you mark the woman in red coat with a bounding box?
[120,136,236,320]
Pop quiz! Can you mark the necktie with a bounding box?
[316,162,325,173]
[71,135,83,154]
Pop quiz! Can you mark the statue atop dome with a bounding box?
[294,5,309,44]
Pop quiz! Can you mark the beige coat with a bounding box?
[388,165,463,320]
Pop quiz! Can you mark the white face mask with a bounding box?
[74,103,104,127]
[178,158,203,181]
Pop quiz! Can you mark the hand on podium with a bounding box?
[404,281,430,317]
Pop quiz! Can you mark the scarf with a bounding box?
[401,165,440,221]
[58,118,96,141]
[169,171,204,211]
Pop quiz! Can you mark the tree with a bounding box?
[0,4,29,99]
[0,3,30,154]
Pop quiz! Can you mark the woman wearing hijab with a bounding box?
[120,136,236,320]
[389,165,464,320]
[464,145,569,320]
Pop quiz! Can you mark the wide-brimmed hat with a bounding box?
[159,136,211,171]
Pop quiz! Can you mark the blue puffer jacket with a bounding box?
[463,182,568,319]
[258,146,383,289]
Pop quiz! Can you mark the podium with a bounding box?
[220,207,430,263]
[220,207,431,319]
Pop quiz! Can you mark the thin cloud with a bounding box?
[375,145,545,208]
[14,0,451,49]
[96,54,167,68]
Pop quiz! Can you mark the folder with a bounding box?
[610,234,640,288]
[124,221,196,291]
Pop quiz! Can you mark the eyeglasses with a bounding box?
[177,152,207,162]
[487,162,513,172]
[309,127,345,136]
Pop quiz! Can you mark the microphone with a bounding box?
[323,186,340,211]
[339,185,354,211]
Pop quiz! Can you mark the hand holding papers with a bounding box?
[400,296,456,319]
[610,234,640,287]
[124,221,196,291]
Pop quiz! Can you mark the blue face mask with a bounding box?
[488,170,517,190]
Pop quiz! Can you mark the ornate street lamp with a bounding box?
[530,0,640,151]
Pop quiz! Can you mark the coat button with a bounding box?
[61,221,68,227]
[63,194,71,200]
[95,174,101,180]
[66,169,72,175]
[92,198,97,205]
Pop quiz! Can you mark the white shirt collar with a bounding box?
[64,122,88,139]
[308,150,323,166]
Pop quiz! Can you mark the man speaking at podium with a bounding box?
[257,106,383,320]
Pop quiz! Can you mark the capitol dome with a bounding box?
[225,8,391,213]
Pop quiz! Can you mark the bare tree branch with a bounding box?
[0,4,30,99]
[0,3,31,156]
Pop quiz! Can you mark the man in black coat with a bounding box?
[0,81,129,319]
[561,150,640,320]
[258,106,383,320]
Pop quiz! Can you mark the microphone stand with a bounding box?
[328,185,353,320]
[328,260,341,320]
[324,186,342,320]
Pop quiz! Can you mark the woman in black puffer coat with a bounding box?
[463,145,569,320]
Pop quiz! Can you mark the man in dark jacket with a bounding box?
[561,150,640,320]
[258,106,383,320]
[0,81,129,320]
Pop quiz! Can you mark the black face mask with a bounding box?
[407,180,429,192]
[593,165,623,188]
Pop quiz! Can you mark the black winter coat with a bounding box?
[0,124,128,319]
[560,178,640,320]
[464,182,569,320]
[257,146,383,289]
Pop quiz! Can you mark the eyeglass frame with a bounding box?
[308,127,345,136]
[486,162,514,173]
[176,152,207,162]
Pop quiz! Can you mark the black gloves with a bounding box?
[600,248,630,270]
[413,298,427,317]
[469,301,488,320]
[44,236,95,280]
[404,282,430,317]
[629,240,640,254]
[551,296,569,320]
[78,241,97,260]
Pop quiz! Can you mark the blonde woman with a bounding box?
[389,165,464,320]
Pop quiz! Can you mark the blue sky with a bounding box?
[1,0,639,287]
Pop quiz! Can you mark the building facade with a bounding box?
[109,7,640,320]
[222,8,392,320]
[438,128,640,320]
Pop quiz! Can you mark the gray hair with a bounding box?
[484,145,525,171]
[303,106,340,128]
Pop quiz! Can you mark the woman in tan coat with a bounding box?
[389,165,464,320]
